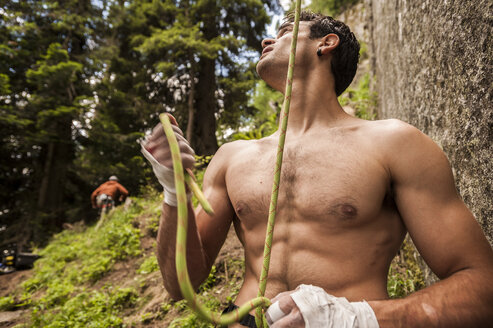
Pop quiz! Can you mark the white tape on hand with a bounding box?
[266,301,287,326]
[141,143,190,206]
[289,284,379,328]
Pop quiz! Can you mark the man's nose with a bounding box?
[262,38,275,48]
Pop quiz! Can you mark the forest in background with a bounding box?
[1,0,284,244]
[1,0,366,245]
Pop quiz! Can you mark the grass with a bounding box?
[165,255,245,328]
[0,199,145,326]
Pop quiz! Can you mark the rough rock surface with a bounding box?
[365,0,493,246]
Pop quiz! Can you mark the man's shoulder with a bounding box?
[365,119,448,171]
[215,138,264,158]
[363,118,427,146]
[365,118,417,133]
[206,139,260,173]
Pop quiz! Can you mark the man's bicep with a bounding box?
[391,127,491,278]
[194,146,236,267]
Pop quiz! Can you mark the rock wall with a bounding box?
[365,0,493,246]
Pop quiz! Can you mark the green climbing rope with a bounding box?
[160,113,271,326]
[160,0,303,326]
[254,1,302,326]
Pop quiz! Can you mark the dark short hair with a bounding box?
[282,11,360,96]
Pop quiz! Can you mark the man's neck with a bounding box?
[276,77,354,136]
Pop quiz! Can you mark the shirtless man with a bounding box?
[142,11,493,327]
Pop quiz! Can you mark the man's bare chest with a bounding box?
[225,138,390,229]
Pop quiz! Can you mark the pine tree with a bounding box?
[109,0,279,155]
[0,0,101,241]
[26,43,83,213]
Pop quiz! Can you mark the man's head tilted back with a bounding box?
[256,10,360,97]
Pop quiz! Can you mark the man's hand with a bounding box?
[266,284,379,328]
[143,114,195,169]
[266,290,305,327]
[141,114,195,206]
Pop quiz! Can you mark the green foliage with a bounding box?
[387,238,426,298]
[26,43,82,92]
[308,0,360,16]
[194,155,214,169]
[9,202,142,324]
[168,295,221,328]
[137,255,159,275]
[0,73,10,94]
[149,238,246,327]
[190,157,210,207]
[0,295,15,311]
[232,111,278,141]
[227,80,282,142]
[198,265,217,292]
[339,72,377,120]
[31,287,138,328]
[359,40,369,60]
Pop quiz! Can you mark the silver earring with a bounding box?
[317,48,322,57]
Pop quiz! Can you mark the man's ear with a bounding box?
[317,34,340,56]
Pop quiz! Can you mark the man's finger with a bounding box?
[175,133,189,145]
[171,124,184,136]
[266,301,288,326]
[178,141,195,155]
[166,113,178,126]
[270,312,305,328]
[182,154,196,169]
[271,291,292,304]
[152,148,171,164]
[151,123,165,139]
[144,139,160,154]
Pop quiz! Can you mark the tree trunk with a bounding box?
[186,58,195,143]
[194,57,218,155]
[38,142,70,210]
[37,142,55,208]
[192,0,219,155]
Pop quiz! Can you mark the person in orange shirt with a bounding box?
[91,176,129,209]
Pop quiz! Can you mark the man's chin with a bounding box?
[256,62,283,91]
[256,59,271,82]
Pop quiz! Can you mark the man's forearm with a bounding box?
[156,202,209,300]
[369,268,493,327]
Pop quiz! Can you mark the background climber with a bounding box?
[91,176,129,210]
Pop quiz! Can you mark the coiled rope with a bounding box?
[159,1,302,326]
